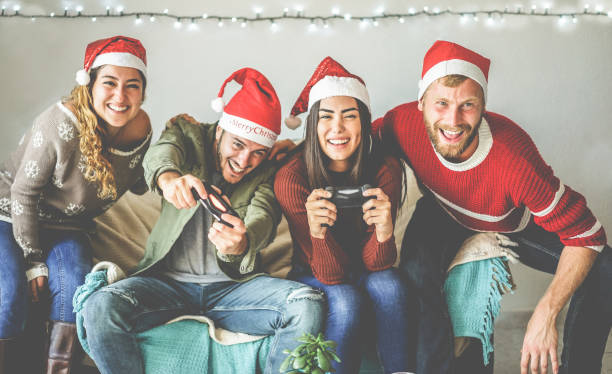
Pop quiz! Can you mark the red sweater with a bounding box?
[274,154,401,284]
[373,102,606,251]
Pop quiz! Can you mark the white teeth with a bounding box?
[328,139,349,145]
[229,160,245,173]
[108,104,128,111]
[442,129,462,135]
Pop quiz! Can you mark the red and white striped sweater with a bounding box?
[374,101,606,251]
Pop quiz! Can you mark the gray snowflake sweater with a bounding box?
[0,102,151,264]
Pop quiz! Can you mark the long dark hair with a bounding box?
[303,98,379,189]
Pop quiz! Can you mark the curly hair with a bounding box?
[65,66,146,200]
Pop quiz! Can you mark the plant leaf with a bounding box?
[280,355,293,372]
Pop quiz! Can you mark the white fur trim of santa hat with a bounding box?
[308,76,371,112]
[218,112,278,148]
[90,52,147,77]
[418,58,488,101]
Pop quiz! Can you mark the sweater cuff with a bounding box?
[216,235,249,263]
[26,262,48,281]
[363,234,397,271]
[310,235,349,283]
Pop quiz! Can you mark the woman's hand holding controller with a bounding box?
[305,189,338,239]
[362,187,393,243]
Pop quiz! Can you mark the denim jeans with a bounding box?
[293,267,415,374]
[82,274,324,374]
[0,221,92,338]
[400,194,612,374]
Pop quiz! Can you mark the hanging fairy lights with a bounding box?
[1,3,611,31]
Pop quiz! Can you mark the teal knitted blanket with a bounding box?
[443,257,513,366]
[73,271,271,374]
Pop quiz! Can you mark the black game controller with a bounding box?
[324,184,375,209]
[191,182,239,228]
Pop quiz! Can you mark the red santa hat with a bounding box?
[76,35,147,86]
[211,68,281,148]
[284,56,370,129]
[418,40,490,101]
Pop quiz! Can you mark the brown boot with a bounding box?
[0,338,17,374]
[45,321,79,374]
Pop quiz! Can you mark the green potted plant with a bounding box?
[280,332,341,374]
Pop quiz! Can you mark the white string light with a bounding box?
[308,19,317,31]
[270,20,278,32]
[1,4,610,32]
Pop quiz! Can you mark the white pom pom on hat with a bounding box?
[75,69,91,86]
[284,115,302,129]
[210,97,225,113]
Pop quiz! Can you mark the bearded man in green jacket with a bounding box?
[82,68,324,374]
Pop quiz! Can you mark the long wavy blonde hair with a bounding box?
[66,66,145,200]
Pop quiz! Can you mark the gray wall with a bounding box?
[1,0,610,311]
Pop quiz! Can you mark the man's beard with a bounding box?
[425,117,482,163]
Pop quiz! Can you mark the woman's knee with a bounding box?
[364,269,407,303]
[46,236,92,282]
[324,284,364,326]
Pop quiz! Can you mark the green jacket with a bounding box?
[134,118,281,281]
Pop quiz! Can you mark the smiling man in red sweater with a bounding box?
[373,40,611,374]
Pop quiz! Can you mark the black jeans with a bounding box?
[400,193,612,374]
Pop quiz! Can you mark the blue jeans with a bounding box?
[401,194,612,374]
[293,267,415,374]
[0,221,92,338]
[82,274,324,374]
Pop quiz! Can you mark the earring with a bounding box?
[368,134,373,155]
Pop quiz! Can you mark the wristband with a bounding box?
[26,262,48,282]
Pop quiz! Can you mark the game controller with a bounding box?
[324,184,374,209]
[191,182,239,228]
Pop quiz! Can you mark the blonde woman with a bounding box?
[0,36,151,373]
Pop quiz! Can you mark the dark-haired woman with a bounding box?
[274,57,413,374]
[0,36,151,373]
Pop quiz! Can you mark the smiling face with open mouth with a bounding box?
[316,96,362,172]
[419,77,485,163]
[214,127,269,184]
[91,64,144,131]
